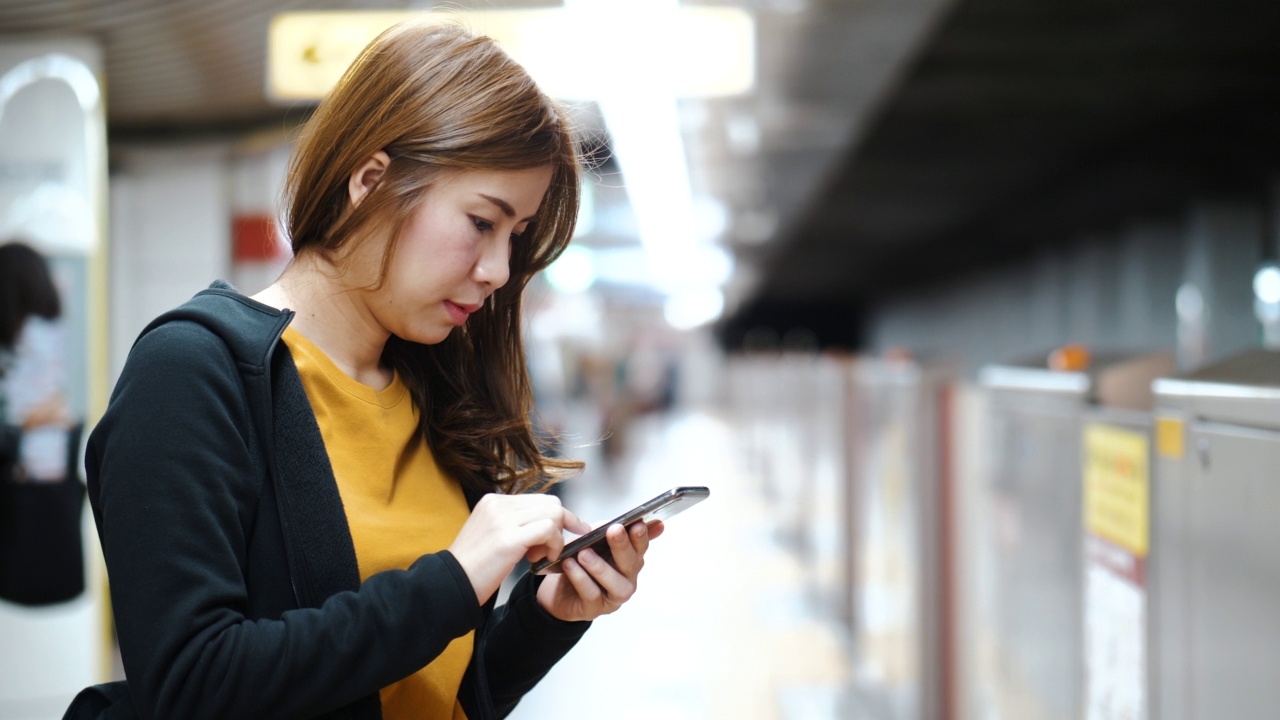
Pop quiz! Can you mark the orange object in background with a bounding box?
[1049,344,1090,372]
[883,346,914,362]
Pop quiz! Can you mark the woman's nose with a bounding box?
[474,235,512,291]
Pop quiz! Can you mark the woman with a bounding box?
[84,22,660,720]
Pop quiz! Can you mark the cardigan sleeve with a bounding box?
[88,322,484,720]
[466,570,592,718]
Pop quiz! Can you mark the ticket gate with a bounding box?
[1151,350,1280,720]
[978,352,1172,720]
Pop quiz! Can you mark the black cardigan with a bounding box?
[86,283,588,720]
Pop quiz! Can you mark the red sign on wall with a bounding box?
[231,214,287,262]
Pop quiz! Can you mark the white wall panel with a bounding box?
[108,145,230,382]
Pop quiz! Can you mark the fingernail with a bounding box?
[635,523,647,537]
[579,549,597,563]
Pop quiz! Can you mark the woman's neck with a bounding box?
[252,254,394,390]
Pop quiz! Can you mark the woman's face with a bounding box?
[362,165,554,345]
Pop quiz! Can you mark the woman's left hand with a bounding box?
[22,396,71,430]
[536,520,665,622]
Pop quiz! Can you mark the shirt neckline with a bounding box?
[283,326,407,409]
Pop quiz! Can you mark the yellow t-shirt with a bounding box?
[284,326,472,720]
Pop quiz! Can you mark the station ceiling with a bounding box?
[726,0,1280,346]
[6,1,1280,349]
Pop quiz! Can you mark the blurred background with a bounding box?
[4,0,1280,718]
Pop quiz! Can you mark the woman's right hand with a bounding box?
[449,493,591,606]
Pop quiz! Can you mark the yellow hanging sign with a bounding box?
[1083,424,1150,557]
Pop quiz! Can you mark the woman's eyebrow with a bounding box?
[479,194,537,223]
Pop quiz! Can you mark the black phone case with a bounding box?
[529,486,710,575]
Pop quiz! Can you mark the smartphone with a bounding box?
[530,486,710,575]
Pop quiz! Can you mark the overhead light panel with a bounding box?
[268,8,755,102]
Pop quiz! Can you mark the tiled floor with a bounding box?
[507,408,851,720]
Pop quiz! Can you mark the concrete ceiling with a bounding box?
[724,0,1280,346]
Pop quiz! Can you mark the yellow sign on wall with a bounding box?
[1155,416,1185,459]
[1083,424,1150,557]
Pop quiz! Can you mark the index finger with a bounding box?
[561,507,591,535]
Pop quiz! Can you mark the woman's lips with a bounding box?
[445,300,481,325]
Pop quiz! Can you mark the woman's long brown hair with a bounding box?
[282,21,583,493]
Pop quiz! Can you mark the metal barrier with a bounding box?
[1151,350,1280,720]
[976,352,1172,720]
[978,363,1090,720]
[844,356,955,720]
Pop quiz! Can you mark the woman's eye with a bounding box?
[472,217,493,232]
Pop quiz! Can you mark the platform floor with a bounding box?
[508,408,850,720]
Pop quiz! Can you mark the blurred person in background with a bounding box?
[0,240,72,482]
[0,240,85,608]
[73,22,663,720]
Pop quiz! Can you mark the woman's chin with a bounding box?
[402,326,454,346]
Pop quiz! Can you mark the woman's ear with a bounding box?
[348,150,391,209]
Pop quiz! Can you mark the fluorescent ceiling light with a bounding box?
[1255,263,1280,304]
[664,289,725,330]
[268,8,754,102]
[592,245,733,292]
[546,246,596,294]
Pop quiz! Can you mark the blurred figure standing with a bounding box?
[0,240,72,480]
[0,239,85,607]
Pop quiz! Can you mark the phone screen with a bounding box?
[529,486,710,575]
